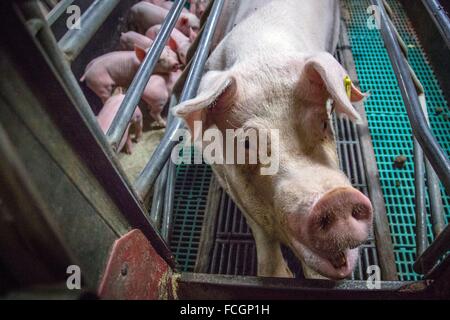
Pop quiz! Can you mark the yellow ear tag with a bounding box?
[344,75,352,99]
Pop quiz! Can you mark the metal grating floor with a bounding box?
[170,150,212,272]
[345,0,450,280]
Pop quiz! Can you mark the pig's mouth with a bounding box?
[290,238,358,279]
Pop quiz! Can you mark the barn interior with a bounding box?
[0,0,449,299]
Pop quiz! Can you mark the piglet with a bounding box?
[190,0,209,18]
[141,70,182,127]
[142,75,169,127]
[165,69,182,92]
[81,47,179,103]
[119,31,180,68]
[129,1,199,37]
[97,93,143,154]
[119,31,153,50]
[146,24,194,65]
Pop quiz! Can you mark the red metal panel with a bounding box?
[98,229,175,300]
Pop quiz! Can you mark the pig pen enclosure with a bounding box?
[1,0,450,299]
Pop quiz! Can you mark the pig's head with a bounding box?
[173,52,373,279]
[177,13,200,37]
[135,45,180,73]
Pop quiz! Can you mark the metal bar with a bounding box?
[414,139,428,256]
[106,0,187,151]
[150,164,168,227]
[426,159,446,236]
[46,0,75,26]
[159,93,181,240]
[415,226,450,274]
[383,15,430,258]
[375,0,450,205]
[381,2,447,268]
[421,0,450,50]
[405,50,445,240]
[161,162,177,242]
[16,0,176,268]
[58,0,120,62]
[177,273,426,300]
[134,0,226,199]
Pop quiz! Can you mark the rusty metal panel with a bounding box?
[98,230,175,300]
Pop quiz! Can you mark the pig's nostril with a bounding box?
[318,211,334,230]
[351,204,370,220]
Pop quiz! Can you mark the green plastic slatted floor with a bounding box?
[171,149,212,271]
[345,0,450,280]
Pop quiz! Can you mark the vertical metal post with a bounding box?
[414,139,428,256]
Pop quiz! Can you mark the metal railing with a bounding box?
[375,0,450,275]
[421,0,450,50]
[46,0,75,26]
[58,0,121,62]
[134,0,225,200]
[23,0,224,260]
[106,0,187,151]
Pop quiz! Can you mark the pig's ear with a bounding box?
[301,52,364,122]
[167,37,178,51]
[172,71,237,134]
[134,45,147,62]
[179,16,190,28]
[190,2,197,14]
[189,28,197,42]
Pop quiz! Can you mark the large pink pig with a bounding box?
[97,94,143,154]
[129,2,200,36]
[146,24,194,65]
[81,47,179,103]
[173,0,372,280]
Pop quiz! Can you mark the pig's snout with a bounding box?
[172,63,180,71]
[308,187,373,252]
